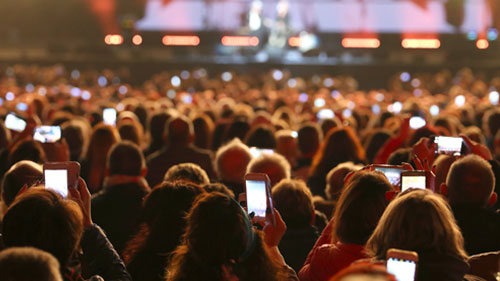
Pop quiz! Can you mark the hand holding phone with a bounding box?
[245,173,276,226]
[434,136,464,156]
[5,113,27,132]
[43,162,80,198]
[386,249,418,281]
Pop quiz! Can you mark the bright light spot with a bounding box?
[98,76,108,87]
[38,87,47,96]
[273,70,283,81]
[299,93,308,103]
[221,36,258,47]
[287,79,297,88]
[82,90,91,100]
[291,131,298,138]
[171,76,181,87]
[411,78,421,88]
[331,90,341,99]
[375,93,384,102]
[372,104,381,114]
[116,103,125,111]
[476,39,489,50]
[221,72,232,82]
[487,28,498,41]
[181,94,193,104]
[167,90,176,99]
[6,92,14,101]
[455,95,465,107]
[400,72,411,82]
[347,101,355,109]
[163,35,200,46]
[467,31,478,41]
[323,78,334,87]
[393,101,402,113]
[16,103,27,112]
[430,105,440,116]
[402,38,440,49]
[343,109,352,118]
[104,34,124,45]
[341,38,380,48]
[181,70,190,80]
[489,91,499,105]
[71,70,80,80]
[410,116,426,129]
[0,98,3,106]
[314,98,326,107]
[317,109,335,119]
[119,85,128,95]
[70,87,81,97]
[132,34,143,45]
[25,84,34,93]
[413,89,423,97]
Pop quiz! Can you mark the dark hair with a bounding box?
[387,148,412,166]
[163,163,210,185]
[107,141,145,176]
[8,139,47,167]
[297,123,322,155]
[118,122,142,147]
[2,188,84,267]
[61,121,85,161]
[165,116,193,144]
[149,112,171,147]
[0,247,63,281]
[364,129,391,164]
[245,125,276,149]
[225,119,251,144]
[166,193,285,281]
[1,160,43,206]
[332,171,392,245]
[203,182,235,198]
[272,179,314,228]
[193,115,214,150]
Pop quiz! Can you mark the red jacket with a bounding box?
[298,242,366,281]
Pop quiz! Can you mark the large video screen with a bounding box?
[136,0,495,34]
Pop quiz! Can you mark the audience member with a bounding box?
[215,138,253,196]
[0,247,63,281]
[294,123,322,181]
[247,153,291,187]
[163,162,210,185]
[1,160,43,207]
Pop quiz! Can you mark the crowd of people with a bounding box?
[0,64,500,281]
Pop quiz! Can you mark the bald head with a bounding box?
[1,160,43,206]
[446,155,495,207]
[164,116,194,144]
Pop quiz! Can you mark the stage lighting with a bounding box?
[221,36,259,47]
[162,35,200,46]
[5,92,14,101]
[105,34,124,45]
[401,38,440,49]
[341,38,380,49]
[132,34,143,45]
[476,39,489,50]
[171,76,181,87]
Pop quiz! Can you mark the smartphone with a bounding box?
[409,116,426,130]
[386,248,418,281]
[373,165,403,187]
[401,171,426,192]
[244,173,275,226]
[34,126,61,143]
[433,136,464,156]
[103,108,117,126]
[43,162,80,198]
[5,112,27,132]
[249,147,274,159]
[316,109,335,120]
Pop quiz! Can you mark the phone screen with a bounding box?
[103,108,117,126]
[34,126,61,143]
[375,167,402,187]
[387,257,417,281]
[316,109,334,120]
[5,113,27,132]
[409,116,426,130]
[434,136,462,156]
[44,169,68,197]
[401,175,426,192]
[249,147,274,158]
[246,180,267,218]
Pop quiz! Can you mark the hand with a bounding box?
[461,135,493,161]
[40,139,70,162]
[68,177,93,228]
[263,208,286,248]
[412,155,436,192]
[411,137,436,167]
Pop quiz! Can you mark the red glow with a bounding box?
[341,38,380,49]
[132,34,143,46]
[104,34,123,45]
[288,37,301,47]
[162,35,200,46]
[476,39,489,49]
[401,38,440,49]
[221,36,259,47]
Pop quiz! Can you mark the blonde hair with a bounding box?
[366,189,467,260]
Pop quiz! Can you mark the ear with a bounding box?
[141,167,147,177]
[310,209,316,226]
[488,192,498,208]
[440,183,448,197]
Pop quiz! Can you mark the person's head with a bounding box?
[442,154,496,208]
[275,130,298,167]
[1,160,43,206]
[330,263,396,281]
[193,114,214,150]
[387,148,412,166]
[325,162,362,201]
[106,141,146,177]
[118,121,143,147]
[163,163,210,185]
[311,127,365,177]
[166,192,282,281]
[225,119,251,144]
[272,179,314,228]
[246,153,291,187]
[61,120,87,161]
[164,116,194,145]
[433,155,456,193]
[203,182,235,198]
[245,125,276,149]
[331,171,393,245]
[86,123,120,162]
[366,189,467,260]
[297,123,322,158]
[364,129,391,164]
[0,247,63,281]
[483,108,500,138]
[215,138,253,184]
[8,139,47,167]
[149,111,174,146]
[2,188,84,267]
